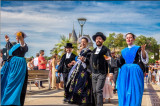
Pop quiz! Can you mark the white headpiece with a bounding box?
[78,36,91,43]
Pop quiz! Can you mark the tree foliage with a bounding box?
[52,33,159,63]
[50,35,78,57]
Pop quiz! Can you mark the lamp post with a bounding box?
[77,18,87,37]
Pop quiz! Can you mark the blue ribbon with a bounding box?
[9,43,20,56]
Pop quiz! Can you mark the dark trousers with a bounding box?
[113,69,119,91]
[92,73,106,106]
[40,69,45,86]
[63,73,69,98]
[20,69,28,106]
[33,66,38,70]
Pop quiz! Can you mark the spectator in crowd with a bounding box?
[48,56,53,88]
[35,50,47,88]
[55,60,60,90]
[51,54,58,89]
[103,73,115,103]
[158,62,160,86]
[33,53,39,70]
[155,62,160,85]
[60,73,64,89]
[27,58,34,70]
[148,66,152,84]
[110,50,119,94]
[38,50,47,70]
[151,69,156,84]
[144,65,149,84]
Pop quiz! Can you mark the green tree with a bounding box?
[135,35,147,46]
[103,33,116,48]
[135,35,159,60]
[51,35,78,56]
[114,33,127,49]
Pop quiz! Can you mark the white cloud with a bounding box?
[1,1,160,57]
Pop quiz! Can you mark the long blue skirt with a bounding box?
[1,56,27,105]
[117,64,144,106]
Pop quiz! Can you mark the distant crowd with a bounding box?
[27,50,63,89]
[145,61,160,86]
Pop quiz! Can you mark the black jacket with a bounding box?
[58,53,76,73]
[90,46,112,74]
[110,57,119,73]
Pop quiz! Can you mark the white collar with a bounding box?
[66,52,72,58]
[128,45,135,48]
[66,52,71,55]
[82,47,88,51]
[97,46,103,50]
[95,46,103,54]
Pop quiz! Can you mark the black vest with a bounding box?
[90,46,111,74]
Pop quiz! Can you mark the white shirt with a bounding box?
[128,45,149,64]
[66,53,71,59]
[34,57,38,66]
[95,46,102,54]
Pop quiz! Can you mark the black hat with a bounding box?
[64,43,74,48]
[92,32,106,41]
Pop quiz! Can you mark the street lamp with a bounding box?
[77,18,87,37]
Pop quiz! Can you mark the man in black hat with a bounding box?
[57,43,76,102]
[90,32,113,106]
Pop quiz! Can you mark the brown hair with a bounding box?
[39,50,44,54]
[125,33,136,39]
[52,54,58,59]
[36,53,39,57]
[82,37,88,43]
[29,58,32,62]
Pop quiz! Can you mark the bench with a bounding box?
[28,70,50,91]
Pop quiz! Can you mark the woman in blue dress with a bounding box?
[116,33,148,106]
[66,36,93,105]
[107,33,149,106]
[1,32,28,105]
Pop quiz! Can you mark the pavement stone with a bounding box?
[24,82,159,106]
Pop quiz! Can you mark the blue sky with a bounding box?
[1,1,160,58]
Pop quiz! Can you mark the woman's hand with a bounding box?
[5,35,9,42]
[80,56,85,62]
[141,44,146,52]
[71,61,76,65]
[141,44,146,59]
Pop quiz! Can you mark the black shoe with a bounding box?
[113,91,116,94]
[68,101,74,104]
[40,85,45,88]
[63,98,69,102]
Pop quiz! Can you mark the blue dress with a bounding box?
[117,46,144,106]
[1,43,28,105]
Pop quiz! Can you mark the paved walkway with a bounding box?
[24,83,160,106]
